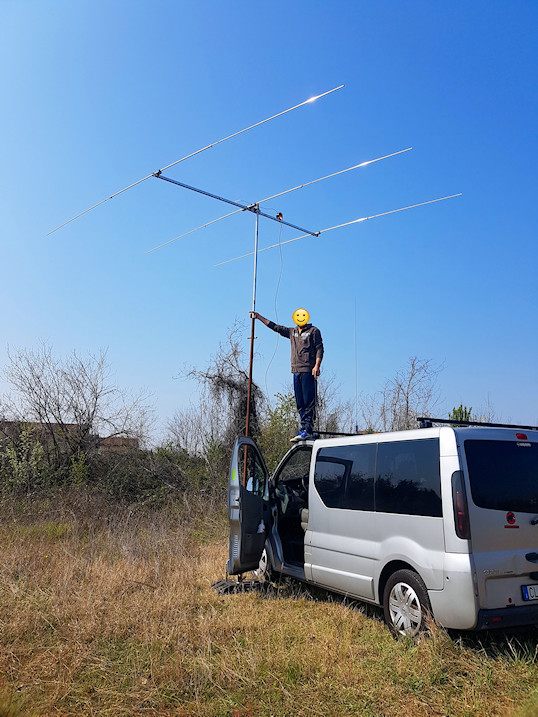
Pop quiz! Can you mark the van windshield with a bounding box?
[464,440,538,513]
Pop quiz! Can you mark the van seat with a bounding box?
[300,508,309,532]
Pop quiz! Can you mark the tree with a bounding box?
[1,342,152,470]
[315,373,354,435]
[448,399,497,424]
[184,324,264,443]
[169,327,357,480]
[449,405,473,422]
[168,324,264,486]
[257,391,297,472]
[360,357,442,432]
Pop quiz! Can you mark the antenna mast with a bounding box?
[354,299,359,434]
[245,206,260,437]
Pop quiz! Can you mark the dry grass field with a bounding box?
[1,490,538,716]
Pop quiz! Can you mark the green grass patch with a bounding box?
[0,687,34,717]
[11,521,72,541]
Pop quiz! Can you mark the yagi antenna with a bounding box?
[46,85,344,236]
[145,147,413,254]
[46,83,344,447]
[214,193,463,266]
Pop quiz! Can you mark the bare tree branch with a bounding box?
[2,342,154,467]
[360,357,443,433]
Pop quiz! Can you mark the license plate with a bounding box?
[521,585,538,601]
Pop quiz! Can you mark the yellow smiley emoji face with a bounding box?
[292,308,310,327]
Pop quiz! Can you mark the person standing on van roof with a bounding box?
[250,308,324,442]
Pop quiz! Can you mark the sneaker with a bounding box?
[290,429,306,443]
[290,429,310,442]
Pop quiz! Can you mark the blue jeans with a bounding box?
[293,372,317,433]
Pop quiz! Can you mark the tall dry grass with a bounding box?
[1,489,538,716]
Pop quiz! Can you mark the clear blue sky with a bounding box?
[1,1,537,435]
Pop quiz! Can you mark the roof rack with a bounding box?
[417,417,538,431]
[316,430,360,437]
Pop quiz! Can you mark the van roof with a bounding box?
[308,425,538,450]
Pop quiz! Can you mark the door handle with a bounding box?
[525,552,538,563]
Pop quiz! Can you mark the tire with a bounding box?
[253,548,274,581]
[383,569,432,638]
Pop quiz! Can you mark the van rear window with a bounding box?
[464,440,538,513]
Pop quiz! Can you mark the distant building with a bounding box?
[0,419,91,443]
[99,435,139,453]
[0,420,138,453]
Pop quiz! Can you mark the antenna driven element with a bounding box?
[46,85,344,236]
[214,193,463,266]
[145,147,413,254]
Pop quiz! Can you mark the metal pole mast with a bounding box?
[245,205,260,438]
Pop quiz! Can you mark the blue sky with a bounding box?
[1,1,537,435]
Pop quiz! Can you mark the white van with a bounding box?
[227,421,538,636]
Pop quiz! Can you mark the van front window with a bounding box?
[464,440,538,513]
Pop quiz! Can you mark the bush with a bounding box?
[0,437,227,504]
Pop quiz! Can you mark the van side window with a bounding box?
[277,447,312,484]
[314,453,349,508]
[239,444,267,498]
[314,444,375,510]
[375,439,441,517]
[346,443,376,510]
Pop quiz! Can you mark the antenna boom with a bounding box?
[154,174,319,237]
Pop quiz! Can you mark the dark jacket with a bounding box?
[267,322,324,373]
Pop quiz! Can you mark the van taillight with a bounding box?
[517,433,527,440]
[455,490,470,539]
[452,470,471,540]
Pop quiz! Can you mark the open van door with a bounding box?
[227,437,271,576]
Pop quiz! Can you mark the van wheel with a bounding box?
[383,569,432,638]
[254,549,273,581]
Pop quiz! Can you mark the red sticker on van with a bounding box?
[505,512,519,528]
